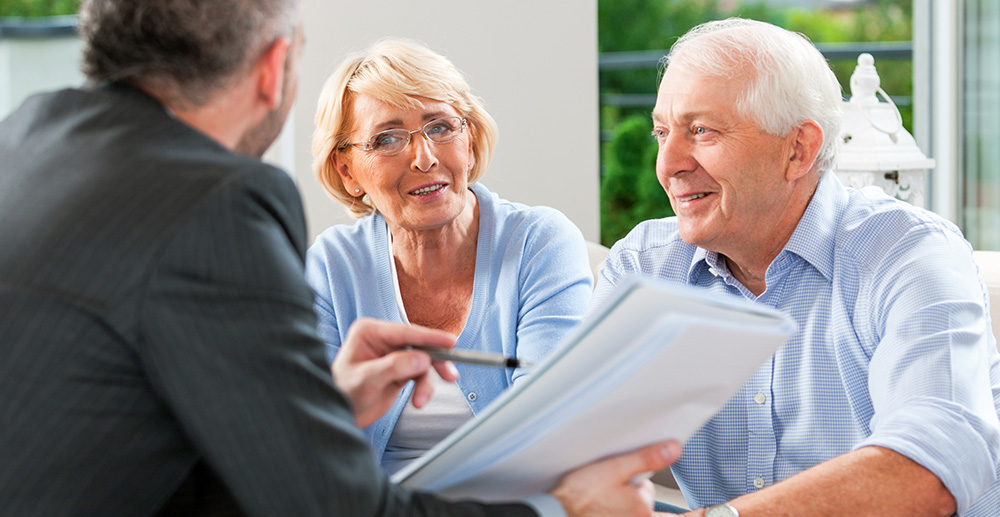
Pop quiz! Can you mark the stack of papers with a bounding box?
[393,275,796,502]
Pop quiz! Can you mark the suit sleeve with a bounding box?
[137,168,536,516]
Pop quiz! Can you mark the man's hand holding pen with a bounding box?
[334,319,535,428]
[335,318,684,515]
[333,318,460,427]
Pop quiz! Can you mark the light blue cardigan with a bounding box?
[304,182,593,466]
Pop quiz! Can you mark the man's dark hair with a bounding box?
[79,0,299,107]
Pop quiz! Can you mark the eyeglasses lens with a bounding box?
[367,117,464,155]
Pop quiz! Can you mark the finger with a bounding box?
[346,349,433,396]
[410,369,434,408]
[636,478,656,508]
[346,351,434,427]
[414,359,460,407]
[350,318,456,356]
[629,471,654,487]
[432,360,460,382]
[389,350,434,385]
[610,440,682,483]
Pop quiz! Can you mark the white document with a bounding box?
[392,275,797,502]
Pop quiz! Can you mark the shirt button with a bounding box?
[709,267,719,277]
[754,392,767,404]
[754,477,765,489]
[467,392,477,402]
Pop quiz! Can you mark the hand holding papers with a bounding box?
[392,276,797,502]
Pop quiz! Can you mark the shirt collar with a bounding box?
[688,247,712,282]
[684,171,847,284]
[781,171,847,282]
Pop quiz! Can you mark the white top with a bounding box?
[381,230,475,475]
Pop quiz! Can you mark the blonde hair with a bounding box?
[312,39,499,218]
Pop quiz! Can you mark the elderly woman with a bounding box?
[305,39,593,474]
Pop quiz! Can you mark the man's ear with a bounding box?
[786,120,824,181]
[256,36,292,110]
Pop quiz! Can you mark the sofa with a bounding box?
[974,250,1000,345]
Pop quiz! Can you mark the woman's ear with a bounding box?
[331,152,362,196]
[465,122,475,175]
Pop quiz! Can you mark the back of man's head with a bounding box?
[665,18,843,172]
[79,0,300,109]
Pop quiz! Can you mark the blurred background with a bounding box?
[2,0,996,250]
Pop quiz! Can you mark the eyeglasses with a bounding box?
[346,116,467,156]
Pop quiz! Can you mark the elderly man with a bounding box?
[0,0,679,515]
[593,18,1000,516]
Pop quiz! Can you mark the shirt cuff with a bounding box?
[522,493,567,517]
[858,397,1000,514]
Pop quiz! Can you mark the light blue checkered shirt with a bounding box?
[592,172,1000,515]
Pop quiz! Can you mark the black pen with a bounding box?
[406,347,533,369]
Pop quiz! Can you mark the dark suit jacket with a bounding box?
[0,84,534,516]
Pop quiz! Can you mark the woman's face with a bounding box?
[334,94,475,233]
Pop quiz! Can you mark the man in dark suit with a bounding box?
[0,0,679,515]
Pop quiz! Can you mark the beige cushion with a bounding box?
[585,241,610,282]
[972,250,1000,347]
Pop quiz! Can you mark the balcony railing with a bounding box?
[599,41,913,109]
[0,15,77,38]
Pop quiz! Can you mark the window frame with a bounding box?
[914,0,962,223]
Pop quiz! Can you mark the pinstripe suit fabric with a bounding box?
[0,84,534,516]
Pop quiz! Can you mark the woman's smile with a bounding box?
[409,183,448,196]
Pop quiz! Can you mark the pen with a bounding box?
[406,347,533,369]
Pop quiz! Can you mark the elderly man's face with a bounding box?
[652,63,799,255]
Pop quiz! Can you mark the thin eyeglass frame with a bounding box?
[347,117,467,156]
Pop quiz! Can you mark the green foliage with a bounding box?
[598,0,915,245]
[600,114,672,246]
[780,0,914,131]
[0,0,79,17]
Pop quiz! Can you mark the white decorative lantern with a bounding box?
[836,53,935,207]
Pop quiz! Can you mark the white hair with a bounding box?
[665,18,843,172]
